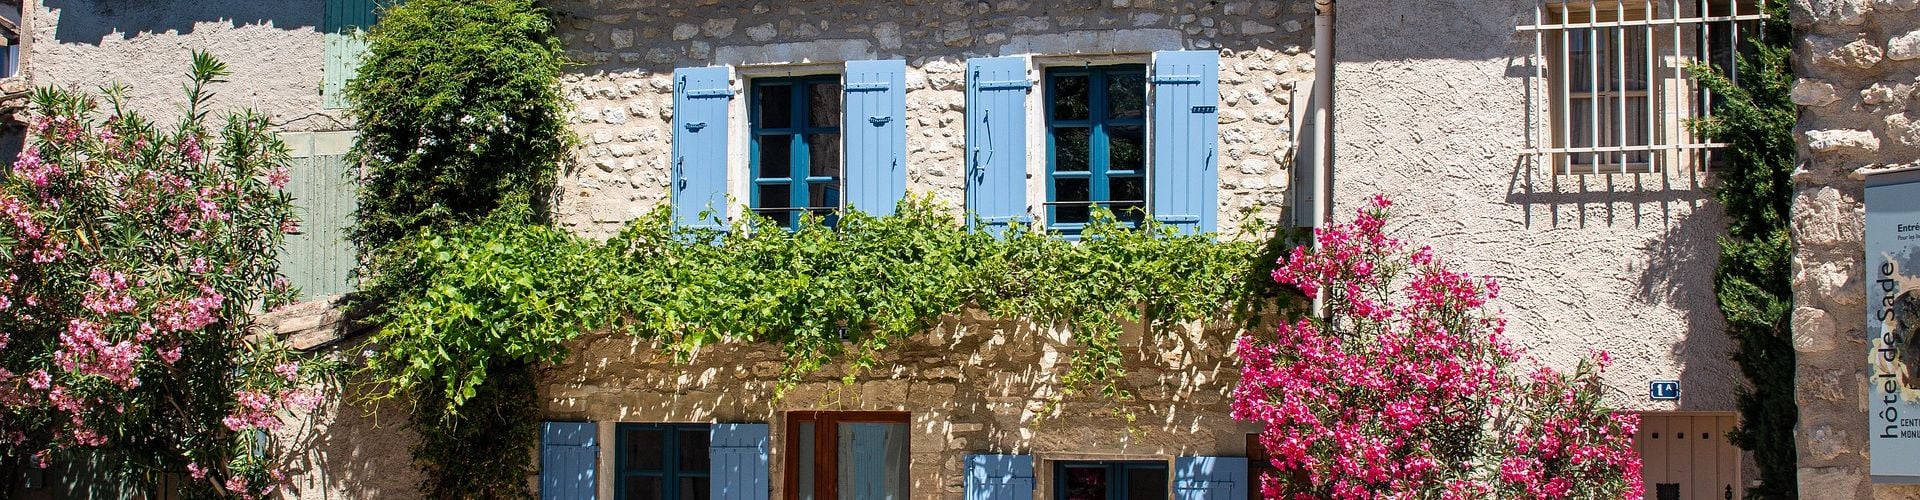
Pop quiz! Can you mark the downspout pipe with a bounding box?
[1311,0,1333,316]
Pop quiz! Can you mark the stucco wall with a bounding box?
[25,0,347,132]
[546,0,1316,239]
[1789,0,1920,497]
[1331,0,1736,416]
[541,313,1257,500]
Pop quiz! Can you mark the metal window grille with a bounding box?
[1520,0,1767,175]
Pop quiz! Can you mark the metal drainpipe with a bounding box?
[1311,0,1334,316]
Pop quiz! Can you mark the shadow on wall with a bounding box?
[1633,206,1736,412]
[277,372,426,499]
[42,0,321,46]
[1504,154,1719,230]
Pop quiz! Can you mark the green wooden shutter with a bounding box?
[281,132,360,301]
[322,0,392,109]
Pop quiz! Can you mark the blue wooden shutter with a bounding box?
[710,423,770,500]
[1150,50,1221,236]
[541,421,598,500]
[843,59,908,217]
[964,57,1032,236]
[1173,456,1246,500]
[964,454,1034,500]
[674,66,733,230]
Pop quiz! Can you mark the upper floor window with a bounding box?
[1527,0,1763,175]
[616,423,712,500]
[1055,461,1167,500]
[750,75,843,229]
[1045,65,1149,233]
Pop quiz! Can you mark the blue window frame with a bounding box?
[750,75,843,230]
[1054,461,1167,500]
[1045,65,1149,233]
[616,423,712,500]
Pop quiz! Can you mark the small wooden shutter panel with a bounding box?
[673,66,733,230]
[964,454,1034,500]
[1174,456,1247,500]
[541,421,598,500]
[321,0,387,109]
[282,144,359,301]
[843,59,908,217]
[964,56,1032,236]
[1150,50,1221,235]
[711,423,770,500]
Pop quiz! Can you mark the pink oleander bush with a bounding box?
[1233,195,1643,499]
[0,53,323,498]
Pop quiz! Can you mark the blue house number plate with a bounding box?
[1649,380,1680,401]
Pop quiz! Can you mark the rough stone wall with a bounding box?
[540,312,1257,500]
[24,0,348,132]
[1790,0,1920,497]
[546,0,1317,239]
[1331,0,1737,415]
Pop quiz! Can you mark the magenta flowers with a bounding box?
[1233,195,1643,499]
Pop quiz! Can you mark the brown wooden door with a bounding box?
[1633,413,1739,500]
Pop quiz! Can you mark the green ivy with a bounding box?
[1690,2,1796,497]
[341,0,572,497]
[367,197,1294,413]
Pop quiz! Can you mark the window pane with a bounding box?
[1052,74,1091,121]
[837,422,908,500]
[758,84,793,129]
[1111,176,1145,224]
[797,422,816,500]
[1106,71,1146,120]
[625,476,663,500]
[1055,177,1091,225]
[759,184,793,209]
[759,136,793,179]
[681,477,712,500]
[625,429,665,471]
[679,429,710,472]
[1107,125,1145,173]
[806,133,841,179]
[809,82,842,128]
[1054,128,1092,172]
[1124,467,1167,500]
[1062,467,1107,500]
[809,183,840,210]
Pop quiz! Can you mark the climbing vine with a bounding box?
[342,0,571,497]
[366,198,1290,414]
[1690,1,1796,497]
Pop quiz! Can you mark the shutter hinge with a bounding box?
[846,82,890,91]
[1155,215,1201,223]
[685,88,732,98]
[1151,75,1203,84]
[976,79,1033,90]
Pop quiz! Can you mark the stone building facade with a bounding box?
[13,0,1879,498]
[1789,0,1920,498]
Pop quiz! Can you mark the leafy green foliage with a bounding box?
[1690,3,1797,497]
[342,0,572,496]
[367,197,1290,413]
[345,0,572,304]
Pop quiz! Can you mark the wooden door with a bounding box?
[1633,413,1739,500]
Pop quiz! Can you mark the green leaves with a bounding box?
[370,197,1286,416]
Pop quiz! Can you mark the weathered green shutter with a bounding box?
[322,0,392,109]
[281,132,360,301]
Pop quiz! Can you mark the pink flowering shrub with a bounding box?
[0,53,323,497]
[1232,195,1642,499]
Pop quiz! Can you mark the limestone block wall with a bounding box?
[545,0,1316,239]
[1790,0,1920,497]
[540,311,1256,500]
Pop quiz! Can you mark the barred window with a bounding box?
[1523,0,1767,175]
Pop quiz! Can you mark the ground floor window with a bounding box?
[617,423,713,500]
[1054,461,1167,500]
[784,411,910,500]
